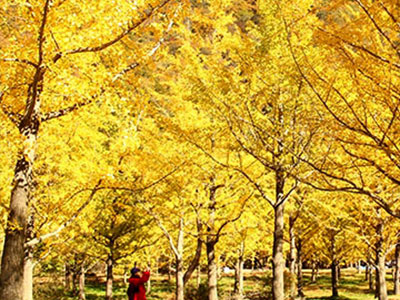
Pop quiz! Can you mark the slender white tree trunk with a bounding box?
[22,253,33,300]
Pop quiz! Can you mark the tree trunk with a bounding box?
[311,260,317,283]
[23,213,35,300]
[375,251,388,300]
[296,238,304,298]
[79,265,86,300]
[206,178,220,300]
[0,63,44,300]
[105,256,113,300]
[147,275,151,294]
[123,269,128,285]
[375,214,388,300]
[176,259,184,300]
[365,264,369,281]
[22,251,33,300]
[272,105,286,300]
[175,217,185,300]
[207,241,218,300]
[0,154,35,300]
[394,242,400,295]
[369,265,374,290]
[289,217,297,299]
[197,265,201,288]
[147,258,151,294]
[331,261,339,297]
[168,261,172,281]
[183,217,202,285]
[272,202,285,300]
[233,242,244,300]
[65,263,73,291]
[329,231,339,298]
[72,267,79,295]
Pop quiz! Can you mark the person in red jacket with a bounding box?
[127,267,150,300]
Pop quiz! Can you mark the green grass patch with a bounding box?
[34,269,400,300]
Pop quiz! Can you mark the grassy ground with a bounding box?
[34,269,400,300]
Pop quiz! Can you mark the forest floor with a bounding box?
[34,268,400,300]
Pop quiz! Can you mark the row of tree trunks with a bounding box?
[64,262,86,299]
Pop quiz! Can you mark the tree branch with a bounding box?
[53,0,174,62]
[41,89,103,122]
[25,180,102,247]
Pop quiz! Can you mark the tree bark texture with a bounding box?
[22,251,33,300]
[369,265,374,290]
[233,242,244,300]
[207,241,218,300]
[289,217,297,299]
[176,259,184,300]
[272,202,285,300]
[175,219,184,300]
[296,238,304,298]
[79,265,86,300]
[374,214,388,300]
[0,49,45,299]
[105,256,113,300]
[331,261,339,298]
[197,265,201,289]
[394,242,400,295]
[311,260,317,283]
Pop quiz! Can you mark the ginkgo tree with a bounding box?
[151,1,318,299]
[0,0,183,299]
[289,0,400,218]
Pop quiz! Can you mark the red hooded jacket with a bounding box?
[128,271,150,300]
